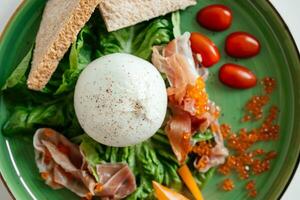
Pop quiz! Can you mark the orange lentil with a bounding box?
[221,179,235,191]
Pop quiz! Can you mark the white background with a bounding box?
[0,0,300,199]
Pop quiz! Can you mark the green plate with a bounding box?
[0,0,299,199]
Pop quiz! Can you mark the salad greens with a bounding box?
[1,12,174,137]
[96,15,173,60]
[1,11,216,200]
[193,130,214,144]
[80,131,184,200]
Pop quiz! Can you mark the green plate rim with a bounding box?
[0,0,299,199]
[264,2,300,199]
[0,0,25,198]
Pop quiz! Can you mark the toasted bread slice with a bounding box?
[27,0,101,91]
[99,0,197,32]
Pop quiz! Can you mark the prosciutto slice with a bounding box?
[194,121,229,173]
[96,164,136,199]
[152,32,201,104]
[33,128,136,199]
[152,33,228,171]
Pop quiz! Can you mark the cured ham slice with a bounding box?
[34,128,92,197]
[165,108,192,164]
[152,32,200,103]
[96,164,136,199]
[152,32,228,171]
[33,128,136,199]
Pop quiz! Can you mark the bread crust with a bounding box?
[99,0,197,32]
[27,0,101,91]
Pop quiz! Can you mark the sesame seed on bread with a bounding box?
[99,0,197,32]
[27,0,101,91]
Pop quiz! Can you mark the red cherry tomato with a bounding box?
[197,4,232,31]
[225,32,261,58]
[219,63,257,89]
[190,32,220,67]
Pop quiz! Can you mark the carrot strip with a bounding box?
[152,181,189,200]
[178,164,204,200]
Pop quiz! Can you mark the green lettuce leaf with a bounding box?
[2,94,83,137]
[192,130,214,144]
[96,16,173,60]
[171,12,181,38]
[80,136,103,181]
[1,10,217,200]
[1,47,33,91]
[53,26,95,95]
[43,25,96,95]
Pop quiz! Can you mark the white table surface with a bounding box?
[0,0,300,199]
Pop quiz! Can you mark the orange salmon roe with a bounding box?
[262,77,276,94]
[192,141,213,157]
[186,77,209,117]
[243,77,277,122]
[219,106,279,179]
[220,124,232,139]
[182,132,193,153]
[222,179,235,191]
[218,77,279,197]
[243,95,269,121]
[192,140,214,170]
[195,155,210,170]
[40,172,49,180]
[246,180,257,198]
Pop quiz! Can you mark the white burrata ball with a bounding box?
[74,53,167,147]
